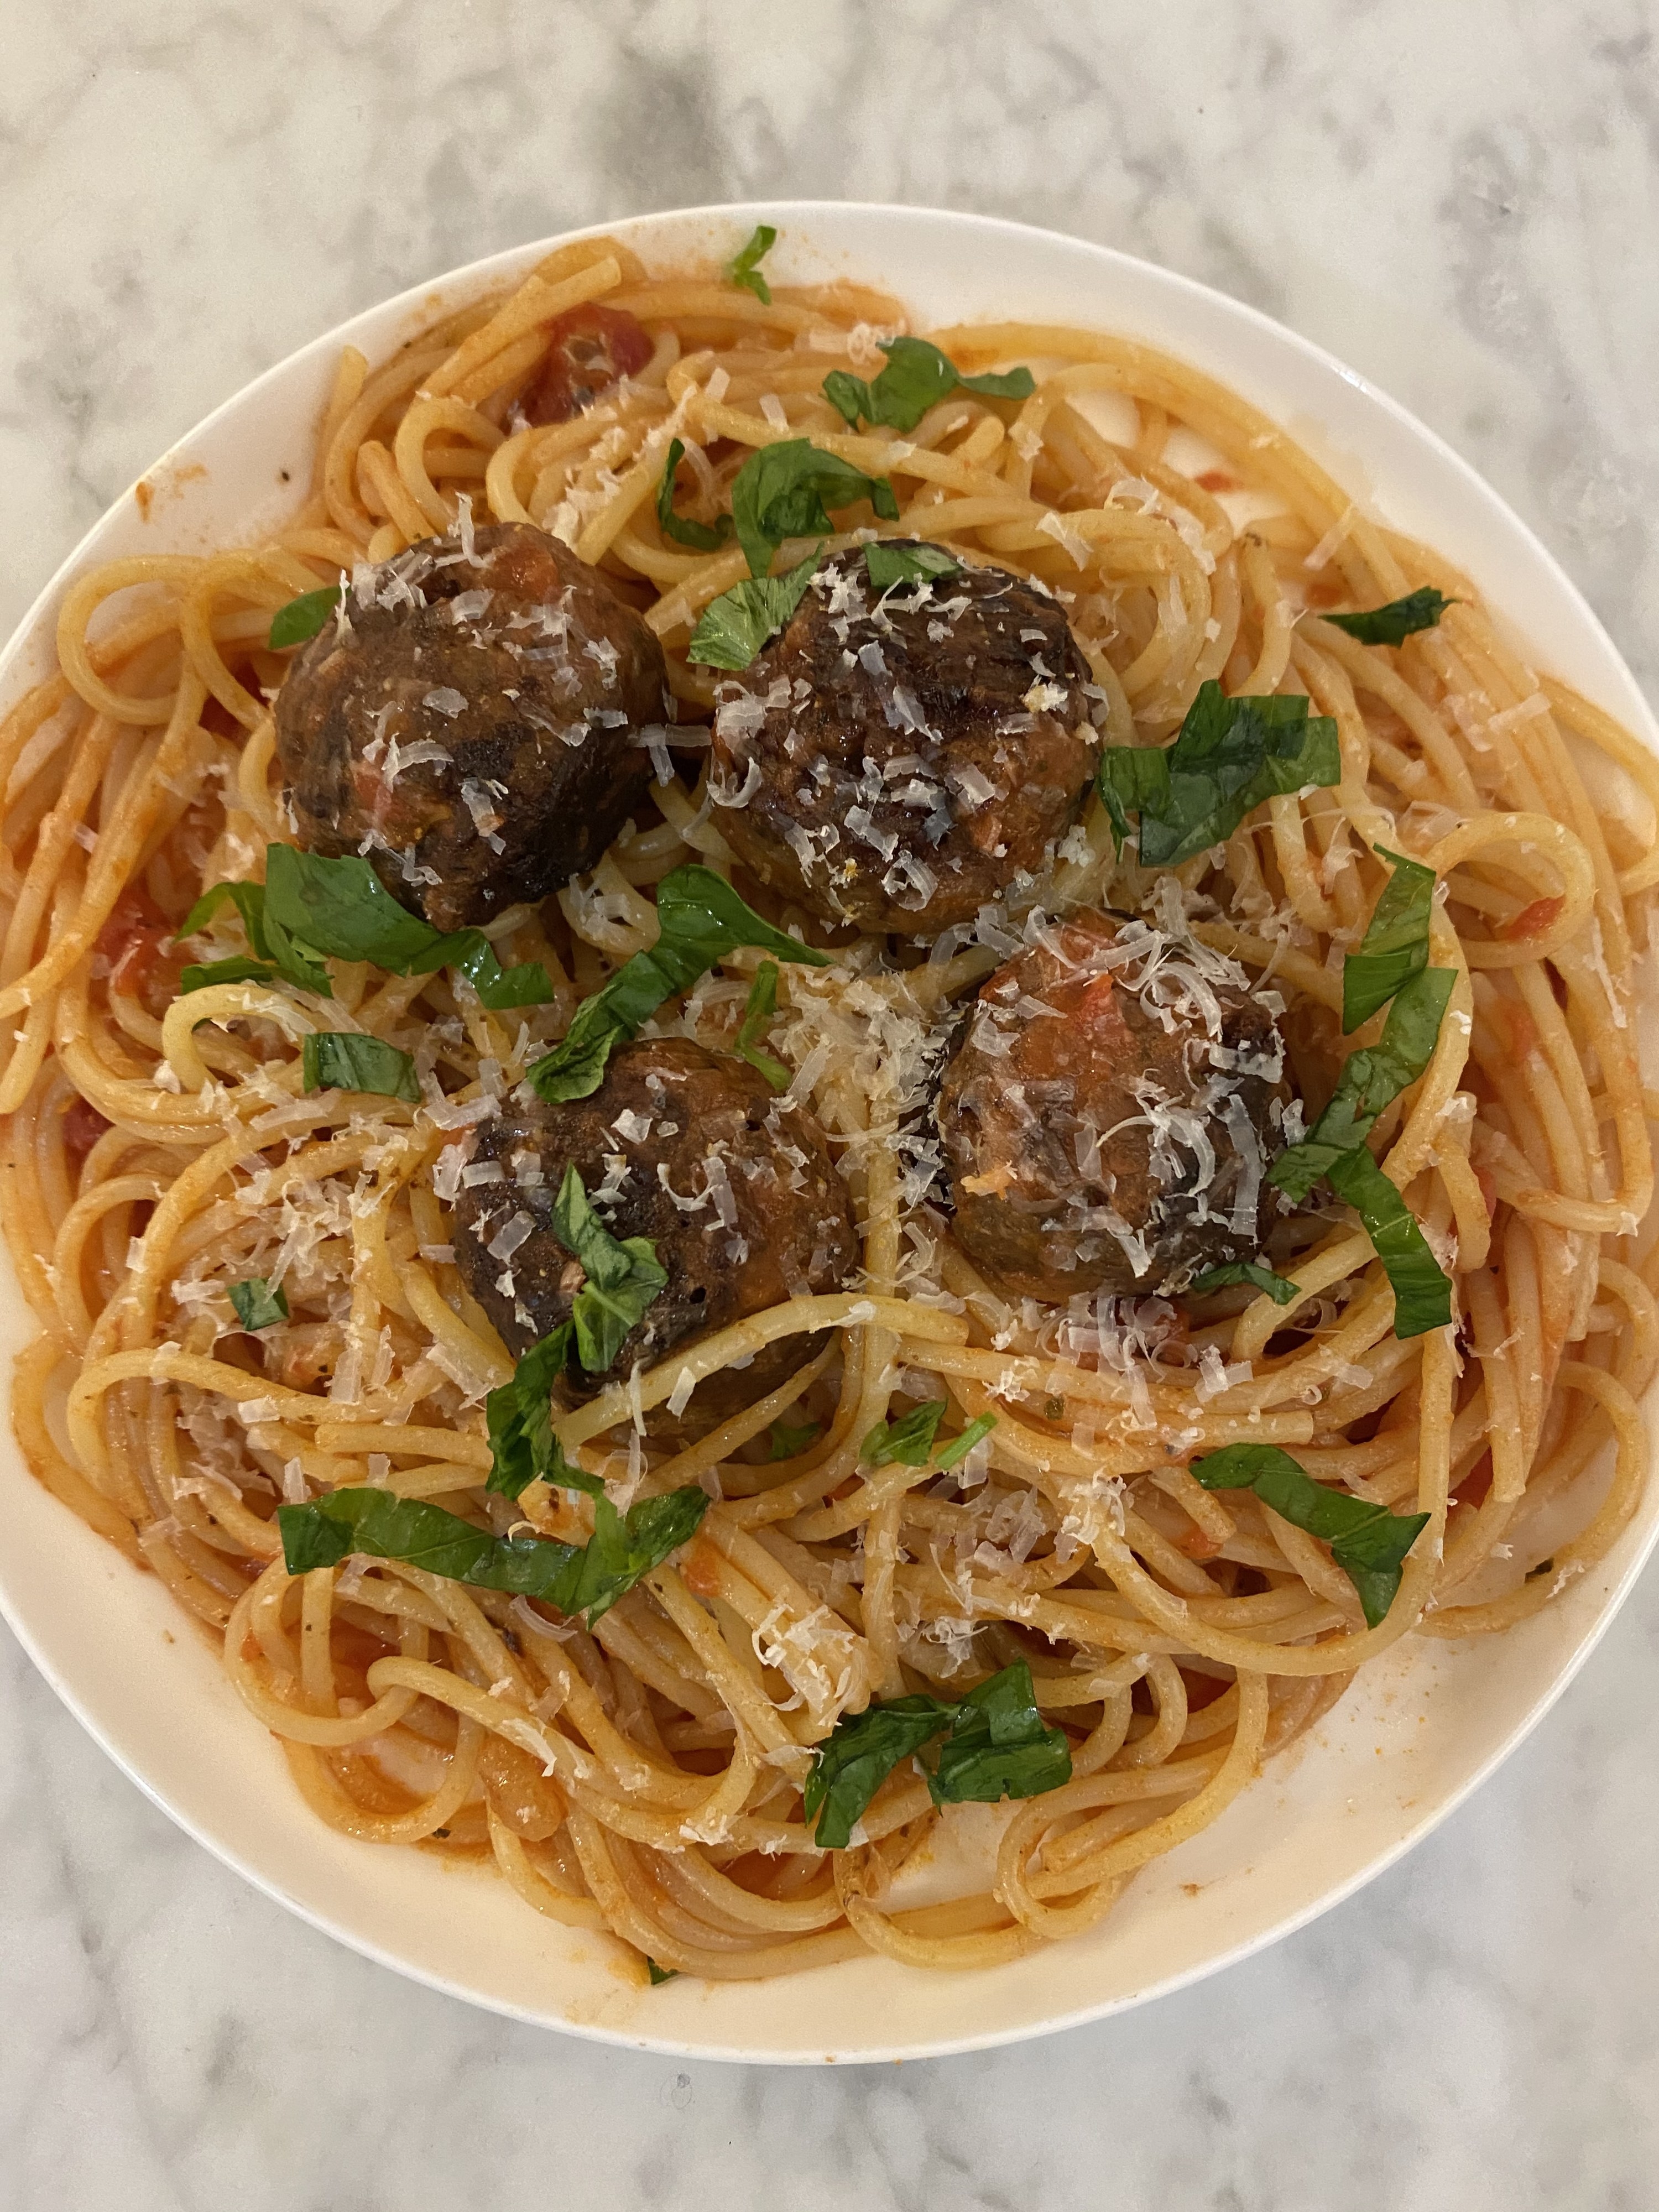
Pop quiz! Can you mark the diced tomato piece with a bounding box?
[525,305,654,425]
[681,1537,723,1599]
[1500,895,1564,942]
[1455,1452,1494,1508]
[276,1325,338,1389]
[1177,1526,1224,1562]
[62,1096,111,1171]
[1195,469,1240,493]
[96,885,185,1005]
[1496,998,1539,1064]
[1178,1667,1230,1711]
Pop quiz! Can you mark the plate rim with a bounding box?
[2,197,1655,2063]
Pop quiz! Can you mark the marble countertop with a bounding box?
[3,3,1657,2204]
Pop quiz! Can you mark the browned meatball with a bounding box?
[935,911,1290,1302]
[707,546,1099,936]
[452,1039,859,1421]
[274,519,666,933]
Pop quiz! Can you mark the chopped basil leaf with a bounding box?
[526,864,830,1102]
[1323,588,1455,648]
[301,1031,420,1103]
[277,1482,709,1629]
[728,439,899,581]
[1192,1442,1430,1627]
[687,551,822,672]
[936,1412,997,1470]
[1097,682,1340,867]
[823,337,1036,436]
[176,877,278,959]
[802,1660,1070,1848]
[656,437,733,553]
[1188,1261,1300,1305]
[927,1661,1072,1809]
[862,1401,994,1470]
[1324,1145,1453,1339]
[268,584,346,649]
[646,1959,679,1985]
[1526,1556,1555,1581]
[178,847,551,1009]
[804,1692,957,1850]
[1266,844,1454,1337]
[1342,846,1436,1033]
[484,1323,596,1501]
[228,1276,288,1331]
[728,222,778,305]
[734,959,791,1091]
[862,1400,946,1467]
[769,1418,822,1460]
[863,540,963,591]
[179,955,279,994]
[1270,966,1456,1203]
[264,846,552,1009]
[549,1163,669,1374]
[178,869,331,997]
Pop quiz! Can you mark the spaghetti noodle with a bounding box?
[4,229,1656,1984]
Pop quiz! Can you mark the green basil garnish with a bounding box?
[862,1401,945,1467]
[1324,1145,1453,1339]
[178,846,552,1010]
[728,439,899,581]
[1097,682,1340,867]
[802,1660,1070,1849]
[276,1482,709,1630]
[646,1959,679,1985]
[485,1323,588,1501]
[860,1401,995,1470]
[927,1661,1073,1809]
[769,1418,821,1460]
[525,864,829,1103]
[1342,846,1435,1033]
[803,1692,955,1848]
[1264,843,1454,1335]
[823,337,1035,436]
[1269,966,1455,1204]
[266,845,551,1009]
[1187,1261,1300,1305]
[268,585,346,649]
[656,437,734,553]
[728,222,778,305]
[937,1413,997,1470]
[1323,588,1454,648]
[863,540,963,591]
[228,1276,289,1330]
[687,551,822,671]
[179,954,280,995]
[1191,1442,1430,1626]
[301,1031,420,1103]
[734,959,790,1091]
[549,1163,669,1374]
[483,1168,670,1498]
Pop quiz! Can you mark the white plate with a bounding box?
[2,203,1655,2064]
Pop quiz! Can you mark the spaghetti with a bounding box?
[4,229,1657,1984]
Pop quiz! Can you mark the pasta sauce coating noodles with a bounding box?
[3,228,1656,1985]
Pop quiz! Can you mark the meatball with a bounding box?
[452,1039,859,1422]
[708,546,1099,937]
[935,911,1290,1303]
[275,519,666,933]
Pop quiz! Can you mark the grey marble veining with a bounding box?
[1,4,1656,2205]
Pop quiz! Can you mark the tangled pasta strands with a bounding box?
[3,236,1656,1982]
